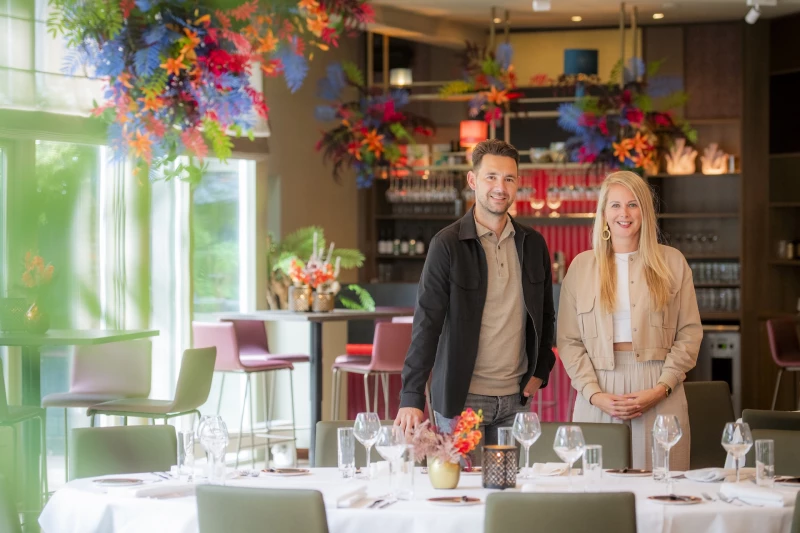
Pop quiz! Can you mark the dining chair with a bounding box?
[523,422,630,469]
[792,492,800,533]
[87,347,216,425]
[485,492,637,533]
[68,425,177,480]
[193,322,297,468]
[0,358,47,505]
[744,429,800,476]
[766,317,800,410]
[742,409,800,432]
[41,340,152,481]
[0,475,21,533]
[684,381,735,468]
[314,420,393,468]
[331,322,412,420]
[196,486,329,533]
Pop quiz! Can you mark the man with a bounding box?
[395,139,556,444]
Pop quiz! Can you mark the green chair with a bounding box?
[525,422,631,469]
[87,347,216,424]
[196,486,329,533]
[485,492,637,533]
[684,381,734,468]
[792,492,800,533]
[743,409,800,432]
[68,425,177,480]
[314,420,393,468]
[0,475,21,533]
[744,429,800,476]
[0,359,47,504]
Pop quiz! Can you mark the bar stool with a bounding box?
[767,317,800,410]
[192,322,297,468]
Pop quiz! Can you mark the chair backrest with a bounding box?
[767,317,800,366]
[0,475,21,533]
[314,420,393,468]
[485,492,637,533]
[743,409,800,432]
[69,425,177,481]
[684,381,735,468]
[368,322,412,372]
[744,429,800,476]
[196,486,329,533]
[525,422,630,469]
[222,319,271,356]
[170,347,217,413]
[793,492,800,533]
[193,322,242,372]
[70,340,152,397]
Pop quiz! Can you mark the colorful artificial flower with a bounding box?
[411,408,484,465]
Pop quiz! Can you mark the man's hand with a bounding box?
[394,407,424,439]
[523,376,543,398]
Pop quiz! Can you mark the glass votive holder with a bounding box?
[482,445,517,490]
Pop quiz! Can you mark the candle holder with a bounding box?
[482,445,517,489]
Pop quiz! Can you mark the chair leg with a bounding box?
[236,375,251,469]
[381,374,389,420]
[288,369,297,467]
[248,374,256,469]
[262,372,270,468]
[771,368,784,410]
[331,369,339,420]
[217,373,226,415]
[90,414,96,427]
[39,416,48,503]
[373,375,379,415]
[122,416,127,426]
[363,373,371,413]
[269,372,276,429]
[63,408,69,483]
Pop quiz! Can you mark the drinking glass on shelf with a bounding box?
[653,415,682,495]
[512,412,542,479]
[721,422,753,484]
[546,186,562,217]
[553,425,586,491]
[354,412,381,478]
[530,195,546,217]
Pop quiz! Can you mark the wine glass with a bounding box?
[513,412,542,479]
[653,415,683,495]
[375,425,407,494]
[197,415,229,484]
[553,425,585,491]
[354,412,381,478]
[722,422,753,484]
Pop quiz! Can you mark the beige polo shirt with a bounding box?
[468,215,528,396]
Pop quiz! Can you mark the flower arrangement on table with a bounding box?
[21,252,56,333]
[557,58,696,173]
[412,408,483,464]
[315,62,435,188]
[49,0,373,180]
[439,42,521,126]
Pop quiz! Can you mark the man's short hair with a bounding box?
[471,139,520,172]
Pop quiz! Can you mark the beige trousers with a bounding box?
[572,351,691,470]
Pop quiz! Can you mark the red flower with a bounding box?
[653,112,672,127]
[598,116,609,135]
[621,89,632,105]
[203,49,235,76]
[321,26,339,46]
[625,107,644,126]
[356,3,375,24]
[578,112,597,128]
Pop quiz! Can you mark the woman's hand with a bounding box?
[589,393,642,420]
[620,386,667,416]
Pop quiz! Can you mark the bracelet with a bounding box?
[589,392,600,406]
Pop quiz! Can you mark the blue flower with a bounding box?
[496,43,513,71]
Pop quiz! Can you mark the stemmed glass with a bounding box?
[512,412,542,479]
[553,425,585,491]
[375,425,407,494]
[653,415,682,495]
[354,412,381,478]
[722,422,754,484]
[197,415,229,484]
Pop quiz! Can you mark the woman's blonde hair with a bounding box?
[592,171,672,313]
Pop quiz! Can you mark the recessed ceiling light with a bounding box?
[493,17,502,23]
[571,16,582,22]
[653,13,665,19]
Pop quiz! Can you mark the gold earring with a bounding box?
[602,223,611,241]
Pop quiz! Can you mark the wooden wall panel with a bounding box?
[685,24,743,120]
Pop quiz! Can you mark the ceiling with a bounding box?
[372,0,800,29]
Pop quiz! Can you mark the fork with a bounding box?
[701,492,715,502]
[717,493,744,506]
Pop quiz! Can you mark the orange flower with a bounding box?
[306,15,328,37]
[129,131,154,162]
[116,72,134,89]
[613,141,631,163]
[298,0,319,10]
[485,86,509,106]
[631,132,650,155]
[160,57,185,77]
[138,96,163,113]
[362,129,384,155]
[256,29,278,54]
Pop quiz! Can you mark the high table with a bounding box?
[217,310,414,465]
[39,468,797,533]
[0,329,159,519]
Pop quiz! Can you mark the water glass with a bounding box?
[582,444,603,490]
[721,422,753,484]
[392,445,415,500]
[337,427,356,479]
[553,425,586,491]
[652,437,667,482]
[497,427,515,447]
[755,439,775,488]
[178,430,195,482]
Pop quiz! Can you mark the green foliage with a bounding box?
[331,248,365,270]
[48,0,124,45]
[682,123,698,144]
[389,123,412,143]
[634,94,653,113]
[439,80,473,97]
[201,117,233,162]
[608,59,624,86]
[646,59,665,78]
[342,61,364,87]
[338,284,375,311]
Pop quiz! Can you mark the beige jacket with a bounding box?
[557,245,702,402]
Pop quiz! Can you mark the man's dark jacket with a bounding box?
[399,207,557,418]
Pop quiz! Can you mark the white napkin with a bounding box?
[685,468,755,483]
[719,483,796,508]
[330,484,368,508]
[530,463,569,476]
[108,480,196,498]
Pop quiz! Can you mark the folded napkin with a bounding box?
[531,463,569,476]
[329,484,368,508]
[685,468,755,483]
[719,483,796,508]
[108,480,196,499]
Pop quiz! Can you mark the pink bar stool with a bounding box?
[193,322,297,468]
[767,317,800,410]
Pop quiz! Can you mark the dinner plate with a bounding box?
[427,496,482,506]
[92,478,145,487]
[461,467,482,476]
[604,469,652,478]
[648,495,702,505]
[775,476,800,487]
[261,468,311,477]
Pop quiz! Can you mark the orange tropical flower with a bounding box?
[160,57,185,77]
[298,0,319,10]
[631,131,650,155]
[256,29,278,54]
[613,141,631,163]
[129,131,153,162]
[306,15,328,37]
[116,72,134,89]
[485,85,509,105]
[138,96,163,113]
[362,129,384,155]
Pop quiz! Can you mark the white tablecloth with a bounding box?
[39,468,797,533]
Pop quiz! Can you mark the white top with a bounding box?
[613,252,635,343]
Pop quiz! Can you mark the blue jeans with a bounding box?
[434,392,531,445]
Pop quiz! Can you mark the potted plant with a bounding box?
[21,252,55,334]
[411,408,483,489]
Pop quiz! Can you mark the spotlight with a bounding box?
[493,17,502,23]
[532,0,551,12]
[571,16,582,22]
[652,13,665,19]
[745,4,760,24]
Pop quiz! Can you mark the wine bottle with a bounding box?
[415,228,426,255]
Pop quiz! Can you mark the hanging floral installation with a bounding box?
[439,42,522,126]
[556,58,696,173]
[48,0,373,180]
[314,62,435,188]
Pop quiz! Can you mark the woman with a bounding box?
[557,171,702,470]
